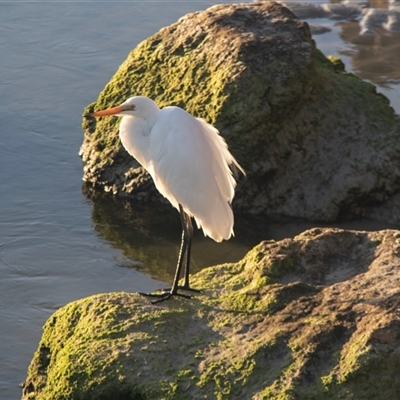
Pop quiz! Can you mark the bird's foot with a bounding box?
[138,290,193,304]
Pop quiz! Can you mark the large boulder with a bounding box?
[80,1,400,223]
[22,228,400,399]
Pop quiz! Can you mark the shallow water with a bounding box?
[0,1,399,398]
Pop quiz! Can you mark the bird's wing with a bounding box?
[195,117,244,202]
[146,106,240,242]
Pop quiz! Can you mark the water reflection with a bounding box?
[84,182,321,282]
[337,22,400,87]
[84,184,400,285]
[84,187,267,283]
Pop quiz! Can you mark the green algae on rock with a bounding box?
[80,1,400,224]
[22,228,400,400]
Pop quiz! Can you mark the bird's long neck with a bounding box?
[119,115,156,169]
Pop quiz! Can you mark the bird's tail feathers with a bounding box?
[193,197,234,243]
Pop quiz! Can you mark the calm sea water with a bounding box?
[0,1,399,398]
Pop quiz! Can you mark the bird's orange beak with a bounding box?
[85,105,125,119]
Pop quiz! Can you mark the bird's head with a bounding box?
[85,96,160,119]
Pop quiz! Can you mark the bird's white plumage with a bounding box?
[115,96,243,242]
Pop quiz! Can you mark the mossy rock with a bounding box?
[22,228,400,399]
[80,2,400,223]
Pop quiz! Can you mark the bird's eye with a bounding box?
[131,105,136,110]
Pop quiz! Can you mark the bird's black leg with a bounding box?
[180,209,193,289]
[179,212,200,293]
[139,204,198,303]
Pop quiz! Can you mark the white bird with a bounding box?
[87,96,244,302]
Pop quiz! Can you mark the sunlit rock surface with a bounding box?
[80,1,400,223]
[22,228,400,399]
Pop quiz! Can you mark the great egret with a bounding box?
[86,96,244,303]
